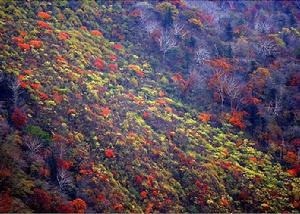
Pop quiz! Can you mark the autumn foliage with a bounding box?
[0,192,12,213]
[57,159,73,170]
[128,64,145,77]
[68,198,87,213]
[229,111,247,129]
[198,112,212,123]
[208,58,232,71]
[100,107,111,117]
[172,72,197,94]
[114,43,123,50]
[140,190,148,199]
[108,63,118,71]
[11,108,27,128]
[1,1,300,213]
[12,36,24,43]
[31,188,52,212]
[17,43,30,51]
[287,165,300,177]
[90,30,103,37]
[58,32,70,41]
[37,20,52,29]
[56,204,74,213]
[29,39,43,48]
[94,58,105,70]
[37,11,52,20]
[105,148,115,158]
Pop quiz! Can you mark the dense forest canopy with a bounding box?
[0,0,300,213]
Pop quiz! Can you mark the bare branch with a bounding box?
[57,169,72,190]
[8,76,23,108]
[254,20,271,34]
[226,76,242,110]
[144,20,160,35]
[158,30,177,57]
[25,138,42,154]
[256,39,278,57]
[267,88,282,117]
[194,47,210,65]
[173,21,187,37]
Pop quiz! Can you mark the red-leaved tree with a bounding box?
[11,108,27,129]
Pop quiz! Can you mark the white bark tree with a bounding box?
[254,20,271,34]
[194,47,210,65]
[57,169,72,190]
[212,71,242,111]
[158,29,177,59]
[213,71,227,110]
[9,76,22,109]
[256,39,278,57]
[173,21,188,38]
[144,20,160,35]
[25,138,42,154]
[226,76,242,110]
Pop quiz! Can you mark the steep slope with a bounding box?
[0,1,299,213]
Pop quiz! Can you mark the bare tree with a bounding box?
[158,29,177,60]
[57,169,72,190]
[256,39,278,57]
[213,71,227,110]
[173,21,187,37]
[137,3,158,35]
[266,88,282,117]
[254,20,271,34]
[190,68,207,91]
[194,47,210,65]
[140,10,152,24]
[212,71,242,111]
[185,0,226,24]
[56,141,66,159]
[144,20,160,35]
[8,76,22,109]
[226,76,242,110]
[24,137,42,154]
[25,137,46,163]
[273,95,282,116]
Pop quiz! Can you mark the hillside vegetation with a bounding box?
[0,1,299,213]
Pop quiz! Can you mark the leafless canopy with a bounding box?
[256,39,278,57]
[8,76,22,108]
[158,29,177,57]
[57,169,72,190]
[194,47,210,65]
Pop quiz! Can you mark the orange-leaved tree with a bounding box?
[172,70,198,95]
[229,111,247,129]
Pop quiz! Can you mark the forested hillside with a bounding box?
[0,0,299,213]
